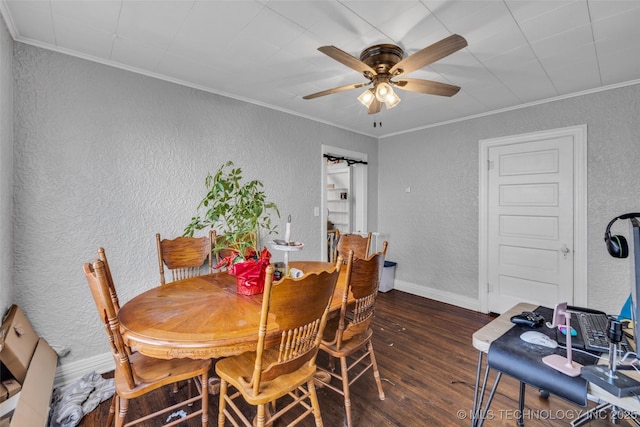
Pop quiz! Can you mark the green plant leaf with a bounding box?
[183,161,280,263]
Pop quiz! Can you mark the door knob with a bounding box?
[561,245,570,258]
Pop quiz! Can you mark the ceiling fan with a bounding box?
[303,34,467,114]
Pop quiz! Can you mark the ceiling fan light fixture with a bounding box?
[384,90,401,109]
[375,82,392,102]
[357,89,375,108]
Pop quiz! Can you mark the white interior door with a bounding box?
[487,138,574,313]
[479,125,587,314]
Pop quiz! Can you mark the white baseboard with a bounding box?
[393,279,480,312]
[54,352,114,388]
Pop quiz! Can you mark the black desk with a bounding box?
[471,303,640,427]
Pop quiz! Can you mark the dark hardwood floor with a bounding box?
[78,291,634,426]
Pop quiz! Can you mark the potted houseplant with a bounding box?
[184,160,279,294]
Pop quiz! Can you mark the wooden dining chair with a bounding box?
[97,247,121,314]
[156,231,213,285]
[315,243,388,427]
[333,231,372,262]
[84,258,211,427]
[215,257,343,427]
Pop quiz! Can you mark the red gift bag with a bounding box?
[228,248,271,295]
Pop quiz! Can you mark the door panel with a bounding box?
[500,148,559,175]
[500,183,558,206]
[498,275,559,302]
[487,137,574,313]
[500,215,558,240]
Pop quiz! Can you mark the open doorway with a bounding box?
[321,145,368,261]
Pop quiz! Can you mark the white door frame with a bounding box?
[321,145,368,261]
[478,124,587,313]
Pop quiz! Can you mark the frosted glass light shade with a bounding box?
[357,89,375,108]
[375,82,391,102]
[384,90,401,109]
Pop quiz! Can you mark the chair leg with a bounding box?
[367,341,385,400]
[201,372,209,427]
[339,356,353,427]
[308,378,324,427]
[263,403,274,427]
[218,380,228,427]
[256,404,266,427]
[115,396,128,427]
[106,396,116,427]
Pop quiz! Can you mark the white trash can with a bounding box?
[379,261,396,292]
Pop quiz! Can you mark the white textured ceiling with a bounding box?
[2,0,640,137]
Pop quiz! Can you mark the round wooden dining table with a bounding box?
[118,261,346,360]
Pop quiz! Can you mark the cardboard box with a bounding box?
[10,339,57,426]
[0,306,39,384]
[0,382,18,400]
[0,305,57,426]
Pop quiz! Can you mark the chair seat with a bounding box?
[216,348,318,406]
[116,351,211,399]
[320,328,373,357]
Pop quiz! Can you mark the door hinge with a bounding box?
[488,160,495,170]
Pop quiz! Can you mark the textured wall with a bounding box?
[379,85,640,315]
[12,42,377,364]
[11,34,640,375]
[0,15,13,315]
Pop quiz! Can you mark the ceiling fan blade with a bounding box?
[389,34,467,77]
[393,78,461,97]
[368,98,382,114]
[318,46,377,77]
[303,82,370,100]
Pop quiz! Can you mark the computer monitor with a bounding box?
[629,217,640,358]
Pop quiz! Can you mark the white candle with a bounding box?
[285,221,291,244]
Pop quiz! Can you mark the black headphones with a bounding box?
[604,213,640,258]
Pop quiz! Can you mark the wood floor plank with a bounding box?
[77,291,633,426]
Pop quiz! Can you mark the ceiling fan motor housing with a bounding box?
[359,44,404,76]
